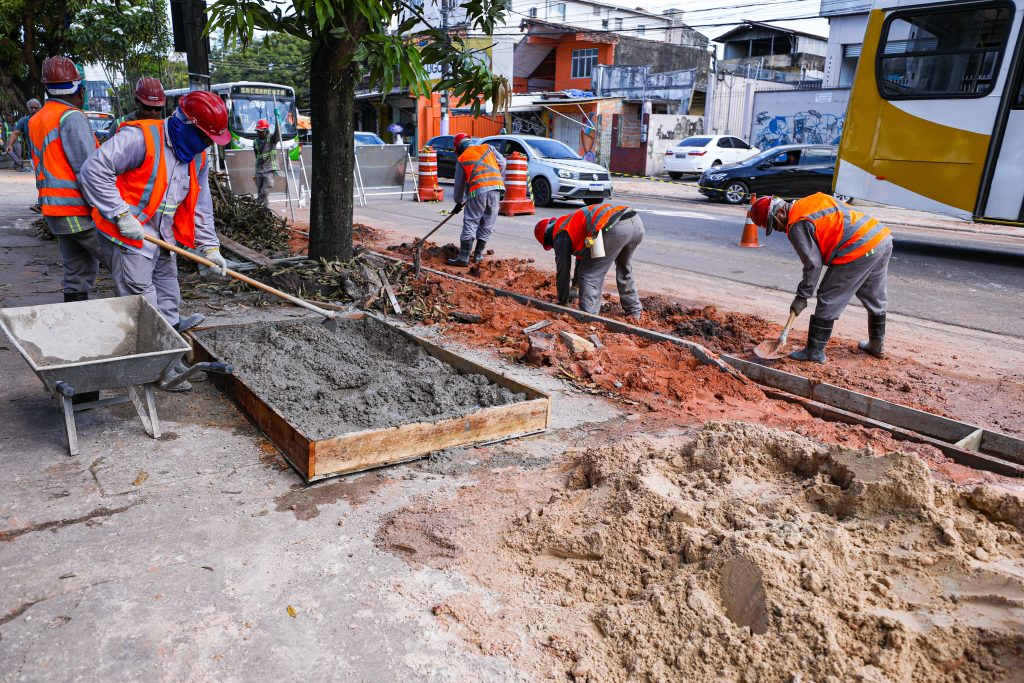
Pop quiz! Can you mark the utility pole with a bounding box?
[439,0,451,136]
[171,0,211,90]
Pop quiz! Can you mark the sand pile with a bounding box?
[381,422,1024,681]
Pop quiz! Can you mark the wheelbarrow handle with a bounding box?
[143,235,337,323]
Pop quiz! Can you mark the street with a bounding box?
[355,181,1024,338]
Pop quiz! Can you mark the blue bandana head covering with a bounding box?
[167,108,211,163]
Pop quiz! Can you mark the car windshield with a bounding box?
[355,132,385,145]
[524,138,581,160]
[230,96,298,137]
[677,137,711,148]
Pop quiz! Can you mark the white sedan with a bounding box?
[664,135,759,179]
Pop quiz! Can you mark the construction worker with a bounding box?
[101,77,166,141]
[534,203,645,319]
[448,132,505,266]
[749,193,892,363]
[26,58,104,303]
[5,98,41,172]
[253,115,280,208]
[80,90,231,391]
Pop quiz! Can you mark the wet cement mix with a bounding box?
[377,422,1024,682]
[195,318,526,439]
[372,238,1024,437]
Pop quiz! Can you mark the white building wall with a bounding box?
[509,0,673,42]
[822,13,868,88]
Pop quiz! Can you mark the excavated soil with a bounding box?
[195,318,525,439]
[372,239,1024,436]
[377,422,1024,682]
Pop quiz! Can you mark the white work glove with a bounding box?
[202,246,228,277]
[116,213,145,241]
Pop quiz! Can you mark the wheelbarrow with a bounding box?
[0,295,231,455]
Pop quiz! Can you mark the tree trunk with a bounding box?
[308,37,356,262]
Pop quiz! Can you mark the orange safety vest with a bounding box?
[786,193,891,266]
[552,203,634,256]
[92,120,207,250]
[27,100,98,217]
[458,144,504,198]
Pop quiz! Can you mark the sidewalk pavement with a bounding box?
[610,174,1024,243]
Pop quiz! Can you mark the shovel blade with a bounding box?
[321,316,338,334]
[753,339,789,360]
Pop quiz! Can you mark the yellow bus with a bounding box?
[835,0,1024,224]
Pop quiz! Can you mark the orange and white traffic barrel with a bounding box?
[416,147,444,202]
[498,152,535,216]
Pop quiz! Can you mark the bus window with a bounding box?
[878,3,1013,99]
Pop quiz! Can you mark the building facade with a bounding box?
[819,0,872,88]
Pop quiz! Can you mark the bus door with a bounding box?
[982,33,1024,222]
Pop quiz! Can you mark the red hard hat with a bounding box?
[453,133,471,148]
[40,56,81,84]
[749,196,772,228]
[255,119,270,131]
[535,218,554,250]
[134,77,165,106]
[178,90,231,145]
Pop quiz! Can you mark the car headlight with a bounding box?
[556,169,578,180]
[707,173,727,181]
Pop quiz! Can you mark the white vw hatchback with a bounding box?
[663,135,759,179]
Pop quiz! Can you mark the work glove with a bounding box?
[202,246,228,277]
[790,296,808,316]
[273,108,280,119]
[451,202,465,215]
[116,213,145,241]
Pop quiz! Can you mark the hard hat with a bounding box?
[26,98,41,109]
[40,56,82,96]
[453,132,472,154]
[534,218,555,250]
[178,90,231,145]
[255,119,270,131]
[134,77,165,107]
[749,196,772,228]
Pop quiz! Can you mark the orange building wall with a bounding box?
[416,93,504,150]
[553,41,614,91]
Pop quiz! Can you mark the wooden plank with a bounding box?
[218,236,274,267]
[312,399,550,478]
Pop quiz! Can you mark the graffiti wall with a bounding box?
[749,89,850,150]
[647,115,704,176]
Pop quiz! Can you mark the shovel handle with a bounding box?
[143,235,336,321]
[778,310,798,345]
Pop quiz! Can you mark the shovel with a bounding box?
[753,310,797,360]
[413,209,460,278]
[144,234,340,332]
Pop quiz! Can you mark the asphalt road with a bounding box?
[355,187,1024,338]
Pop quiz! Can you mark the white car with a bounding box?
[482,135,612,207]
[664,135,759,179]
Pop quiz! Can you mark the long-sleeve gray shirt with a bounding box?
[787,219,823,300]
[39,99,98,235]
[453,146,506,203]
[254,126,281,175]
[79,121,218,260]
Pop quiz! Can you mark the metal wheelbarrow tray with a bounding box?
[0,295,190,455]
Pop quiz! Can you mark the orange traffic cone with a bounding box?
[737,193,764,248]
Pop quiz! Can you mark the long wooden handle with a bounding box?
[778,310,798,344]
[143,234,335,321]
[415,210,458,248]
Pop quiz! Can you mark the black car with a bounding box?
[698,144,843,205]
[425,134,478,179]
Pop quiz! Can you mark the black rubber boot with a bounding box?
[174,313,206,333]
[789,316,834,364]
[472,240,487,263]
[446,240,473,267]
[858,313,886,358]
[63,292,88,303]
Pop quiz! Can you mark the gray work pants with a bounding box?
[576,214,645,316]
[814,238,892,320]
[460,191,501,244]
[98,236,181,326]
[255,172,274,208]
[55,229,103,295]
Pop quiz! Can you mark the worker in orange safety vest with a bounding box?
[750,193,893,364]
[26,56,103,303]
[448,133,505,266]
[534,202,645,318]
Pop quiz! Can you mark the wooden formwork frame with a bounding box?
[191,313,550,483]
